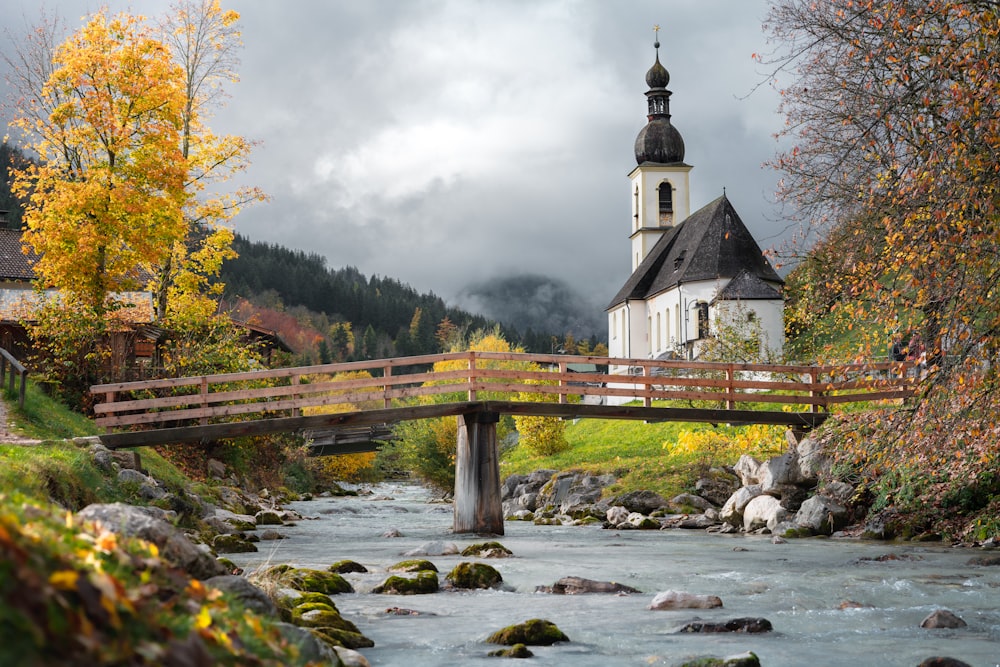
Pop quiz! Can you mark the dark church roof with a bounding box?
[714,268,783,301]
[606,195,783,310]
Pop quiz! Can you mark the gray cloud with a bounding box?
[1,0,787,317]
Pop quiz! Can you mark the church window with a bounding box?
[655,312,661,352]
[658,182,673,225]
[696,302,710,340]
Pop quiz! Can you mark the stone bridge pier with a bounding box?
[453,410,503,535]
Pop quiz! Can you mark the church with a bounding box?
[606,37,784,365]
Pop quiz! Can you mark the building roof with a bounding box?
[0,229,37,281]
[634,41,685,165]
[714,268,783,301]
[606,194,783,310]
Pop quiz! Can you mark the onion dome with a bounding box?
[634,36,685,165]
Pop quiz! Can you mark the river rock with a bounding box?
[648,590,723,610]
[694,469,740,506]
[206,458,227,480]
[670,492,715,512]
[796,435,830,481]
[734,454,762,486]
[606,506,630,525]
[920,609,967,629]
[273,622,341,665]
[759,451,806,493]
[535,576,641,595]
[743,494,788,532]
[462,541,513,558]
[486,618,569,646]
[445,562,503,589]
[677,651,761,667]
[280,567,354,594]
[677,617,773,633]
[329,560,369,574]
[204,575,278,617]
[488,643,534,658]
[609,490,668,514]
[77,503,226,580]
[389,559,438,573]
[403,541,459,556]
[795,495,849,535]
[373,571,439,595]
[212,533,258,554]
[720,485,762,526]
[916,659,973,667]
[334,646,373,667]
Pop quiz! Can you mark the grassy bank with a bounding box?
[501,416,788,499]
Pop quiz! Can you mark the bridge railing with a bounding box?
[90,352,916,431]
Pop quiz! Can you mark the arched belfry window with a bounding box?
[658,182,673,226]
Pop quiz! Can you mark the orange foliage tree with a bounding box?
[765,0,1000,535]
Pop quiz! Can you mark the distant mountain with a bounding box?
[220,235,576,361]
[455,274,606,342]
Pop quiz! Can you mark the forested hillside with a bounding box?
[220,235,570,362]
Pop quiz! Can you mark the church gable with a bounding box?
[714,268,782,301]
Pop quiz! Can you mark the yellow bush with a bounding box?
[316,452,377,482]
[668,424,785,466]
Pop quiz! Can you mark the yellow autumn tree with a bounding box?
[11,11,188,314]
[155,0,267,327]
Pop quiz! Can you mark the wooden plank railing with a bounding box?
[90,352,917,432]
[0,347,28,409]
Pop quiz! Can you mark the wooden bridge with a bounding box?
[90,351,915,534]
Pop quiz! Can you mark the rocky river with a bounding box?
[225,482,1000,667]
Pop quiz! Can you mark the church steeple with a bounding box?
[634,27,685,165]
[628,26,692,271]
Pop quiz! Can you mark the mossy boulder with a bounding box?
[677,652,761,667]
[274,590,339,623]
[328,560,368,574]
[212,534,257,554]
[446,562,503,590]
[462,541,513,558]
[388,559,438,573]
[487,619,568,646]
[488,643,534,658]
[311,627,376,650]
[281,567,353,594]
[255,510,283,525]
[373,571,439,595]
[294,608,361,634]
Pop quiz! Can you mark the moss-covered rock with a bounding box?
[462,541,513,558]
[255,510,283,525]
[294,608,361,634]
[388,559,438,573]
[677,651,761,667]
[328,560,368,574]
[488,643,534,658]
[486,619,569,646]
[281,567,354,594]
[274,590,339,623]
[212,534,257,554]
[373,571,439,595]
[446,561,503,589]
[311,627,376,650]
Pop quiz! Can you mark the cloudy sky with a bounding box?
[2,1,791,326]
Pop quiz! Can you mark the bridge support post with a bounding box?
[453,410,503,535]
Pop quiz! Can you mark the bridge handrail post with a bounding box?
[383,364,392,408]
[200,377,209,426]
[809,367,822,413]
[291,373,301,418]
[468,351,477,402]
[558,360,567,404]
[643,366,651,408]
[726,364,736,410]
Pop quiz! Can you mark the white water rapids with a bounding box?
[227,484,1000,666]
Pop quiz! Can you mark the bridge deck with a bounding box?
[96,400,829,450]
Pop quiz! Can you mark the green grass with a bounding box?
[4,380,101,441]
[500,416,783,499]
